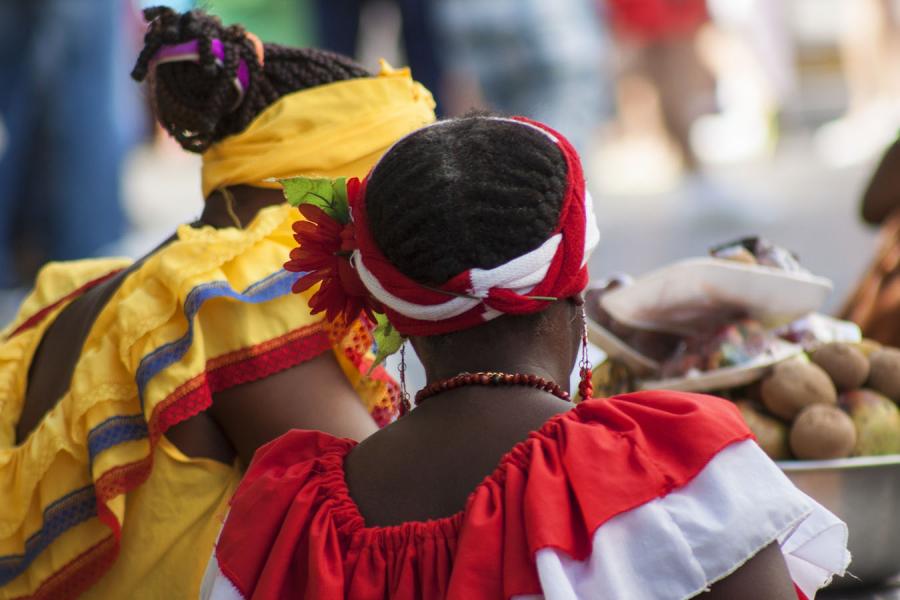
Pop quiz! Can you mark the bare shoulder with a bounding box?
[207,350,377,465]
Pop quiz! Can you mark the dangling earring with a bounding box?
[399,343,412,414]
[577,303,593,402]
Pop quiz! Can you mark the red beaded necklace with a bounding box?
[414,371,571,405]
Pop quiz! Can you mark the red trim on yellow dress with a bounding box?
[11,536,117,600]
[95,322,333,503]
[6,269,124,340]
[156,322,332,433]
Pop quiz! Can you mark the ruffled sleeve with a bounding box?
[526,423,849,599]
[209,430,356,598]
[510,392,850,600]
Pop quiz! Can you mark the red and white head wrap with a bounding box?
[349,116,600,336]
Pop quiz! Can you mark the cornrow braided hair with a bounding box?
[132,6,371,153]
[365,117,568,285]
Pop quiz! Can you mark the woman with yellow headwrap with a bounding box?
[0,7,435,599]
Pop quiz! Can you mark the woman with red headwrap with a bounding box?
[203,116,848,599]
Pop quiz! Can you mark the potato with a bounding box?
[842,389,900,455]
[789,404,857,460]
[735,400,791,460]
[867,348,900,401]
[761,359,837,421]
[855,339,883,358]
[811,342,870,391]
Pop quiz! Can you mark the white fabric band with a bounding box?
[354,191,600,322]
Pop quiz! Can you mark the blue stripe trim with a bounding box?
[0,486,97,585]
[135,268,299,410]
[0,270,302,587]
[87,415,149,463]
[82,269,300,463]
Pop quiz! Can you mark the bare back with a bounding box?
[344,388,571,526]
[15,252,158,444]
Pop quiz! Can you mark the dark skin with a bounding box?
[344,297,796,599]
[16,185,377,465]
[862,137,900,225]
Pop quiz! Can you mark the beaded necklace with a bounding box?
[414,372,571,405]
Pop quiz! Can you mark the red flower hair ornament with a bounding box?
[282,177,380,324]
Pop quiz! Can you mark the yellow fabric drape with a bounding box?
[201,61,436,197]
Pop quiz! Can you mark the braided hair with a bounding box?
[132,6,370,153]
[365,117,568,286]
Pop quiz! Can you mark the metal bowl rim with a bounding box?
[778,454,900,471]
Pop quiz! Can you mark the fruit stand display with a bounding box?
[585,238,900,588]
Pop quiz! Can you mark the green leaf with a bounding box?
[368,312,404,374]
[280,176,350,224]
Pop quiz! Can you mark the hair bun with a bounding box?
[132,7,253,152]
[131,7,370,155]
[161,25,179,43]
[183,21,201,37]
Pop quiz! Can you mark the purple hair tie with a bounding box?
[150,39,251,110]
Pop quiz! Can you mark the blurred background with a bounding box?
[1,0,898,327]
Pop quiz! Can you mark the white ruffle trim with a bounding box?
[522,440,849,600]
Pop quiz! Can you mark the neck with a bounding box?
[200,185,285,228]
[412,306,578,394]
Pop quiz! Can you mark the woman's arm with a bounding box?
[701,541,797,600]
[206,350,378,466]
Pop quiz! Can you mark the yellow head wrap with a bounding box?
[200,61,436,197]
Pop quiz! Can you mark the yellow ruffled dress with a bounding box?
[0,64,435,599]
[0,206,396,599]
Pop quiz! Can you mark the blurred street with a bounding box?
[587,132,878,314]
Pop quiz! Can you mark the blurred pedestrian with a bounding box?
[842,138,900,346]
[815,0,900,166]
[313,0,445,114]
[0,0,137,289]
[434,0,606,155]
[606,0,715,172]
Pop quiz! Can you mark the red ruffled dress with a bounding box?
[202,391,849,600]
